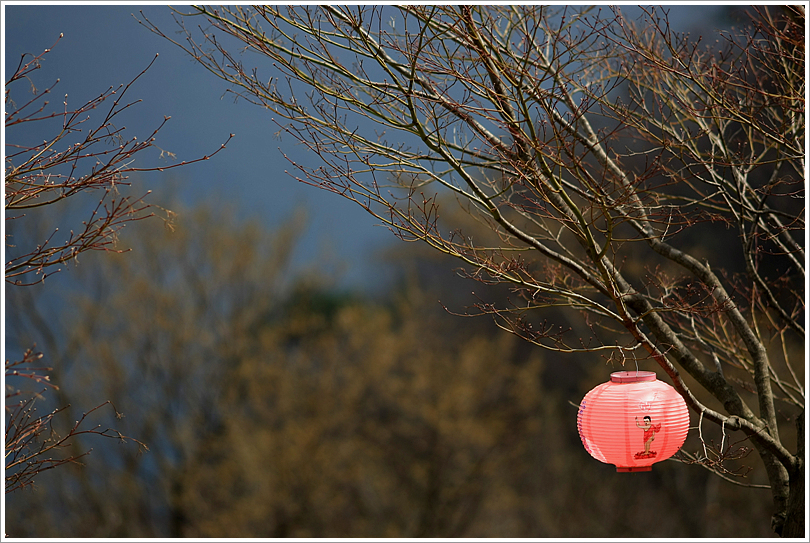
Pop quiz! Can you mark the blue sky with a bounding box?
[4,3,734,294]
[4,3,396,291]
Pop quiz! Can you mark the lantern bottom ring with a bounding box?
[616,466,652,473]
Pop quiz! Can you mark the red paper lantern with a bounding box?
[577,371,690,472]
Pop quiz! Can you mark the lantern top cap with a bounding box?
[610,371,657,383]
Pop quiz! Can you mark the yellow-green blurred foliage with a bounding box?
[5,203,775,537]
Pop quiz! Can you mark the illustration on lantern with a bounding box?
[634,415,662,459]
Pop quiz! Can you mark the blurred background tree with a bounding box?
[5,202,777,537]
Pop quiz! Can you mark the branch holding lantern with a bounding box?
[626,321,796,472]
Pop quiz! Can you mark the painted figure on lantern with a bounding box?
[634,415,661,459]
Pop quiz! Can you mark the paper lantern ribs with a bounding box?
[577,371,690,472]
